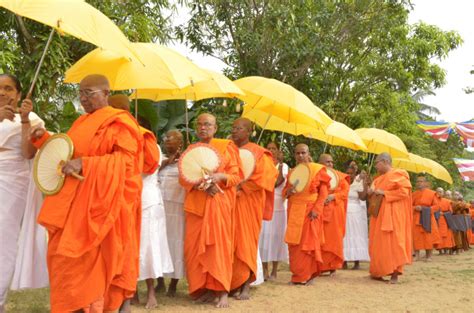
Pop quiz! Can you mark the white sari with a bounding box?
[0,113,48,307]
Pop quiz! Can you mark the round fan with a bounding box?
[178,143,221,184]
[239,148,256,181]
[33,133,74,195]
[288,163,310,193]
[326,167,340,191]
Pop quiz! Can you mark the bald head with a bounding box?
[108,94,130,111]
[196,113,217,143]
[295,143,310,164]
[416,175,428,190]
[436,187,444,197]
[319,153,334,168]
[231,117,253,147]
[79,74,110,113]
[374,152,392,175]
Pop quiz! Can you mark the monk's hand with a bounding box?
[0,104,15,122]
[324,194,335,204]
[30,127,46,140]
[205,184,220,197]
[62,158,82,176]
[308,211,318,221]
[374,189,384,196]
[210,173,227,184]
[286,186,296,198]
[19,98,33,121]
[414,205,422,212]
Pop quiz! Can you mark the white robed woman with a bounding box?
[259,142,289,280]
[156,130,187,297]
[343,162,370,270]
[0,74,48,311]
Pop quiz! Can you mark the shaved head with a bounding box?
[80,74,110,90]
[375,152,392,164]
[319,153,334,168]
[234,118,253,132]
[295,144,310,164]
[231,117,253,147]
[79,74,110,113]
[108,94,130,111]
[374,152,392,175]
[196,113,217,143]
[436,187,444,197]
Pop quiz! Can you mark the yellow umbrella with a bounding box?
[65,43,210,90]
[424,158,453,184]
[129,70,244,101]
[1,0,140,96]
[393,153,431,173]
[305,121,367,151]
[355,128,409,158]
[234,76,333,131]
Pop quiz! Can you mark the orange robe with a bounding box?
[369,169,412,278]
[32,106,143,312]
[179,139,243,297]
[320,170,350,272]
[140,127,159,174]
[469,205,474,245]
[452,200,470,250]
[412,189,440,250]
[436,197,455,249]
[230,143,277,290]
[283,163,330,283]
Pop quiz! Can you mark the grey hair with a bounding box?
[376,152,392,164]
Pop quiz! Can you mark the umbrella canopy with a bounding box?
[424,159,453,184]
[235,76,333,131]
[242,106,323,136]
[129,70,244,101]
[393,153,431,174]
[355,128,409,158]
[305,121,367,151]
[0,0,139,61]
[65,43,211,90]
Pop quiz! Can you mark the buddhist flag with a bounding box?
[454,120,474,149]
[453,158,474,182]
[416,120,452,142]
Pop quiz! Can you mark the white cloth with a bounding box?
[139,165,174,280]
[343,176,370,261]
[250,248,264,286]
[0,113,48,307]
[259,163,289,263]
[158,162,186,279]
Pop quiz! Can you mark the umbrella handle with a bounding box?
[256,114,272,144]
[26,28,55,99]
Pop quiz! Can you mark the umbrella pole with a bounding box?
[323,142,328,153]
[134,90,138,118]
[185,99,191,145]
[280,132,284,148]
[26,28,55,99]
[257,115,272,144]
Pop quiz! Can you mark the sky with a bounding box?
[169,1,474,122]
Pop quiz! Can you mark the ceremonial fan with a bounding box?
[288,163,311,193]
[178,143,223,192]
[239,148,256,181]
[33,134,84,195]
[325,167,340,191]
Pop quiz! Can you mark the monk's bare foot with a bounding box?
[389,273,398,284]
[305,278,315,286]
[216,292,229,308]
[155,278,166,293]
[329,270,336,277]
[370,276,386,282]
[195,290,215,303]
[145,291,158,309]
[236,282,250,300]
[120,300,132,313]
[130,292,139,305]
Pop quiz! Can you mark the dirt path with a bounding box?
[7,249,474,312]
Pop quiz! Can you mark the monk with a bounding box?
[283,144,330,285]
[412,175,440,261]
[469,200,474,245]
[368,153,412,284]
[435,187,455,255]
[30,75,143,312]
[230,118,277,300]
[179,113,243,308]
[452,192,470,252]
[318,154,350,276]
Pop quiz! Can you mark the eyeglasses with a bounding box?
[79,89,104,97]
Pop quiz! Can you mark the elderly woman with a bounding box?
[342,163,370,270]
[0,74,48,309]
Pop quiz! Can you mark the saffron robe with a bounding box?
[412,189,440,250]
[436,197,455,249]
[320,170,350,272]
[283,163,330,283]
[179,139,243,297]
[230,142,277,290]
[33,106,143,312]
[369,169,412,278]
